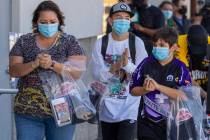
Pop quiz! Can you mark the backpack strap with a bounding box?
[101,35,109,60]
[101,33,136,64]
[129,33,136,64]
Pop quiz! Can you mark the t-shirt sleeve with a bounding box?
[66,35,84,56]
[129,58,147,91]
[9,37,23,57]
[178,63,192,86]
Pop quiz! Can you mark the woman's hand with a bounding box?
[39,53,52,69]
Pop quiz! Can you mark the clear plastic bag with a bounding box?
[88,81,109,123]
[88,75,127,123]
[167,86,205,140]
[39,70,73,127]
[203,100,210,139]
[39,58,96,126]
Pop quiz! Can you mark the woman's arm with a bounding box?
[9,56,39,77]
[133,23,159,37]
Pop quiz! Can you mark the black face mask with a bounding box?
[178,6,187,15]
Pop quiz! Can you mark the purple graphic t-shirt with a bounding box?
[130,56,191,122]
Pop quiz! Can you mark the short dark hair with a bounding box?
[153,27,178,47]
[172,0,179,6]
[159,1,173,9]
[32,0,65,33]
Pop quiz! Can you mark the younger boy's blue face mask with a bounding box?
[38,23,59,38]
[162,10,173,20]
[152,47,170,61]
[112,19,131,36]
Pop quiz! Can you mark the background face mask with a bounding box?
[38,23,59,38]
[162,10,173,20]
[178,6,187,15]
[112,19,131,36]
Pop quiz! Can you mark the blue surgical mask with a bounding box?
[112,19,130,36]
[152,47,170,61]
[162,10,173,20]
[38,23,59,38]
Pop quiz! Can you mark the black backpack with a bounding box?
[101,33,136,64]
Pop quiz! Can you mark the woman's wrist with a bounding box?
[50,60,63,74]
[31,61,39,69]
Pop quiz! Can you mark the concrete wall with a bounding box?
[12,0,104,39]
[0,0,13,140]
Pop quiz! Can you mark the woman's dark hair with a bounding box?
[159,1,173,9]
[32,0,65,32]
[153,27,178,47]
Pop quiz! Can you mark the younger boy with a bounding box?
[130,27,191,140]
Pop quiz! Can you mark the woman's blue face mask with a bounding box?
[112,19,131,36]
[38,23,59,38]
[152,46,170,61]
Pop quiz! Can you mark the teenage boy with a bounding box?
[92,2,147,140]
[130,27,191,140]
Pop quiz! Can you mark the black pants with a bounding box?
[101,120,136,140]
[137,117,167,140]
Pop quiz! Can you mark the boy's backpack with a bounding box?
[101,33,136,64]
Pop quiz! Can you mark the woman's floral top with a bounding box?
[9,33,84,117]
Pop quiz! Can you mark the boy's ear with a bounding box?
[170,43,179,51]
[107,17,113,26]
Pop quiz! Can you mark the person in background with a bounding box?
[200,4,210,34]
[92,2,147,140]
[131,0,165,55]
[159,1,175,27]
[130,27,191,140]
[9,1,85,140]
[186,25,209,99]
[172,0,191,35]
[191,13,203,25]
[175,34,210,68]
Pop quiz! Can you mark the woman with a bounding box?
[159,1,175,27]
[172,0,191,35]
[9,1,85,140]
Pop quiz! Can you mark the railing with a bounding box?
[0,89,18,96]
